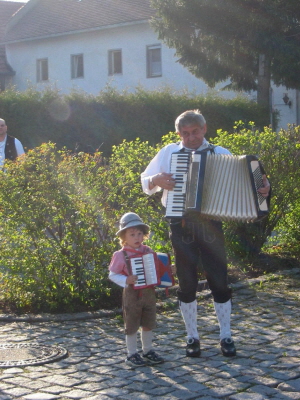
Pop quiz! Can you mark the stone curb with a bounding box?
[1,268,299,323]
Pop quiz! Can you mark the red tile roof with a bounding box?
[0,1,24,74]
[4,0,154,43]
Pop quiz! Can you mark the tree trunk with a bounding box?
[257,54,271,123]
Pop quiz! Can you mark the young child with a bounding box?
[109,212,164,367]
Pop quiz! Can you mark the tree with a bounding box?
[150,0,300,117]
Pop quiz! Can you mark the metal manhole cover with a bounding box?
[0,343,68,368]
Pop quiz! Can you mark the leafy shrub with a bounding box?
[0,144,115,312]
[273,202,300,258]
[0,138,172,313]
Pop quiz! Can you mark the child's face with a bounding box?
[124,227,144,249]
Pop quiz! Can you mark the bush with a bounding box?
[0,144,115,312]
[0,138,172,313]
[273,202,300,258]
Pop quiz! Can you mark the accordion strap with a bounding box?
[122,250,132,276]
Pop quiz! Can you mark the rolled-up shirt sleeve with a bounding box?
[141,143,183,207]
[109,271,127,288]
[141,148,165,195]
[141,144,179,194]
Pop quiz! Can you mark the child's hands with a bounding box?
[126,275,138,285]
[171,264,177,275]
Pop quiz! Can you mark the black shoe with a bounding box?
[220,338,236,357]
[186,338,201,357]
[125,352,147,367]
[143,350,164,364]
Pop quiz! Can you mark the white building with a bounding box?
[0,0,299,129]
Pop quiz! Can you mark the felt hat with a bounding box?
[116,212,149,236]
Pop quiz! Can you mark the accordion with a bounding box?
[125,252,174,290]
[129,253,160,289]
[165,151,269,222]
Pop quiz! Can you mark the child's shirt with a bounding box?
[108,244,154,288]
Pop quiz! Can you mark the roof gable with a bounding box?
[4,0,154,43]
[0,1,24,40]
[0,1,24,75]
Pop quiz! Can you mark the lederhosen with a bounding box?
[169,144,232,304]
[122,249,157,335]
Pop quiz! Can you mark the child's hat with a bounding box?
[116,212,149,236]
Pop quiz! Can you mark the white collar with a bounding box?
[179,138,209,151]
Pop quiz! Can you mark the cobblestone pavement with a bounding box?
[0,269,300,400]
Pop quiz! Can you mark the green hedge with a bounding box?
[0,86,269,156]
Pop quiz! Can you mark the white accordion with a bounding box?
[165,151,269,222]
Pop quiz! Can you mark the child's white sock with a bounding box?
[179,300,199,340]
[214,299,232,340]
[141,330,153,354]
[126,332,138,356]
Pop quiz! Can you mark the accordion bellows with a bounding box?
[166,152,269,222]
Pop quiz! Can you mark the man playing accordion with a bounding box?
[141,110,270,358]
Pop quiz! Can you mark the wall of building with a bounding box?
[6,22,237,97]
[272,87,300,129]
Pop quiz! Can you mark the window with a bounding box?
[71,54,84,79]
[147,45,162,78]
[108,50,122,75]
[36,58,48,82]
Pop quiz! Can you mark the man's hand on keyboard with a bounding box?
[151,173,176,190]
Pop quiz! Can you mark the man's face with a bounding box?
[0,120,7,141]
[178,123,207,149]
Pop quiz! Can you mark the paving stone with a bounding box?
[1,368,24,375]
[2,387,32,397]
[260,385,289,397]
[39,385,70,395]
[278,378,300,392]
[229,393,266,400]
[272,392,300,399]
[94,387,129,397]
[158,389,199,399]
[23,394,59,400]
[59,389,90,399]
[271,370,300,381]
[203,385,238,397]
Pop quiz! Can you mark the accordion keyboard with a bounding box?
[131,253,158,288]
[165,152,191,218]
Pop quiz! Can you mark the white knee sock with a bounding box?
[141,330,153,354]
[126,332,138,356]
[214,299,232,340]
[179,300,199,340]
